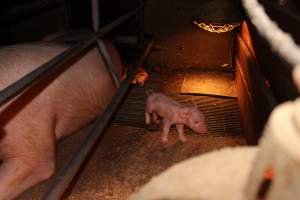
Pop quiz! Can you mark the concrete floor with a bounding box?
[18,124,245,200]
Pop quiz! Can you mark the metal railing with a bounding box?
[0,9,137,107]
[0,4,151,199]
[91,0,121,88]
[43,38,153,200]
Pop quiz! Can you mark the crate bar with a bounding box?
[137,0,145,44]
[0,0,66,24]
[0,9,137,108]
[96,39,121,88]
[43,38,154,200]
[91,0,101,30]
[91,0,121,88]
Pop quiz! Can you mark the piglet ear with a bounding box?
[180,107,191,119]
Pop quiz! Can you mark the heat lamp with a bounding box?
[192,0,245,33]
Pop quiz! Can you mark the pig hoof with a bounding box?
[154,119,160,125]
[179,137,187,143]
[161,136,168,144]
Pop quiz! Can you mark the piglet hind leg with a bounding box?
[176,124,187,142]
[161,119,171,143]
[145,111,151,125]
[0,129,56,200]
[152,112,160,125]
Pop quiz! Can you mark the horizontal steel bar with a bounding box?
[42,38,154,200]
[0,9,137,108]
[1,0,66,25]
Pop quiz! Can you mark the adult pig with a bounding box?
[0,42,122,200]
[145,91,207,143]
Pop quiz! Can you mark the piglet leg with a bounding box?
[152,112,159,125]
[145,111,151,125]
[176,124,187,142]
[161,119,171,143]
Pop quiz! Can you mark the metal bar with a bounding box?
[0,0,66,25]
[91,0,100,31]
[0,9,137,108]
[96,39,121,88]
[43,38,154,200]
[137,0,144,44]
[91,0,121,88]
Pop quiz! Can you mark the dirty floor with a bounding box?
[18,124,245,200]
[18,64,246,200]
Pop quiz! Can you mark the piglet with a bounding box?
[132,68,149,86]
[145,91,207,143]
[122,66,149,87]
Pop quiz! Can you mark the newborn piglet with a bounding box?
[145,91,207,143]
[122,66,149,87]
[132,68,149,86]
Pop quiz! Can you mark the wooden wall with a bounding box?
[250,0,299,102]
[234,22,277,144]
[236,0,300,143]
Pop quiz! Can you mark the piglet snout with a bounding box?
[198,125,208,134]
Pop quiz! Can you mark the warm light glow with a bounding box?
[193,21,240,33]
[264,167,274,180]
[180,71,236,98]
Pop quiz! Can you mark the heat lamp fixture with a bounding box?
[192,0,244,33]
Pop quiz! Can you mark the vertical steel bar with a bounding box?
[91,0,100,30]
[43,38,153,200]
[96,39,121,88]
[137,0,144,44]
[91,0,121,88]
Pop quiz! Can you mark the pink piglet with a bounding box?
[145,90,207,143]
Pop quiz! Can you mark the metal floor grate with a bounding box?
[112,70,244,138]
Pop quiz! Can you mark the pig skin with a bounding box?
[0,42,122,200]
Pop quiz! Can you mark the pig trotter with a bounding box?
[176,124,187,142]
[161,119,171,143]
[152,112,159,125]
[145,111,151,125]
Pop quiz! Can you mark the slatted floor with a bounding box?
[112,70,244,138]
[19,69,246,200]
